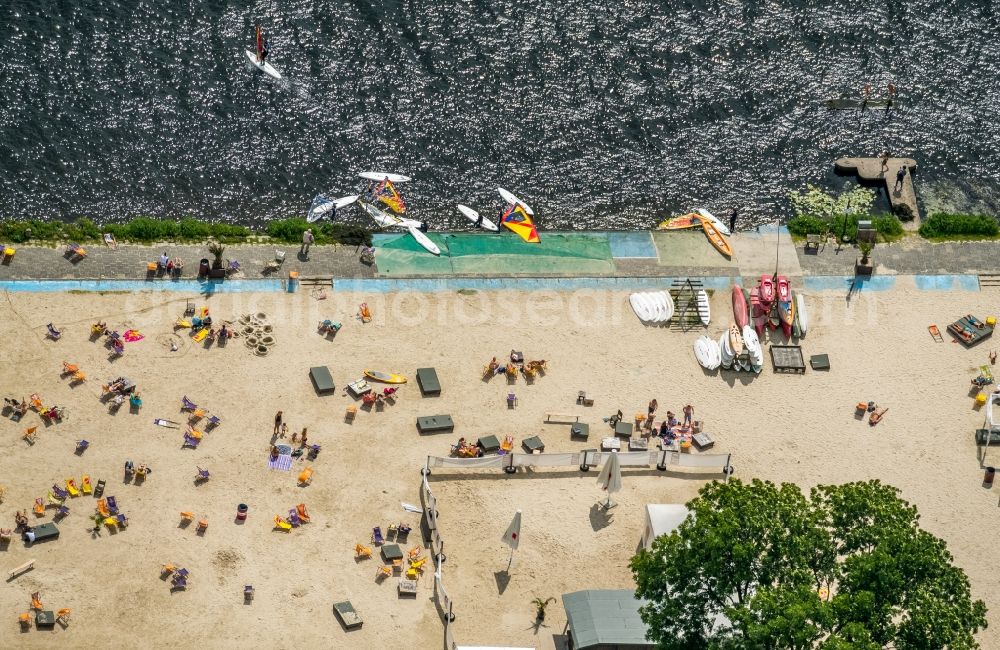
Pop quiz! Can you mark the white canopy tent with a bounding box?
[641,504,690,549]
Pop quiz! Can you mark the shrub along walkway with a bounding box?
[0,243,374,281]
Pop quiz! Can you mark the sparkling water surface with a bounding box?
[2,0,998,228]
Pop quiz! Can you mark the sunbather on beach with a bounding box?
[683,404,693,426]
[270,445,279,461]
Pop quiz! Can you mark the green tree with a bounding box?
[789,185,875,221]
[630,479,986,649]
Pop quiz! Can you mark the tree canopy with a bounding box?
[630,479,987,649]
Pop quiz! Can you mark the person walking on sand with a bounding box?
[273,411,283,436]
[300,229,314,257]
[729,208,739,234]
[300,428,308,447]
[894,166,907,192]
[683,404,693,426]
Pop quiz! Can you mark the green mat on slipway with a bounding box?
[372,232,615,277]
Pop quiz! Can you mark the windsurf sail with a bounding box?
[255,26,263,62]
[500,203,539,243]
[375,179,407,214]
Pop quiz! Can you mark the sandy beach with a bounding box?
[1,281,999,649]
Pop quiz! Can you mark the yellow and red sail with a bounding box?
[500,204,539,243]
[376,179,407,214]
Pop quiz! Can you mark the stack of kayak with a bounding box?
[629,291,675,324]
[749,275,809,339]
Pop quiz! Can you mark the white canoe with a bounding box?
[694,335,721,370]
[697,289,710,325]
[719,332,734,368]
[359,172,411,183]
[697,208,731,236]
[497,187,534,215]
[407,225,440,256]
[245,50,281,80]
[795,292,809,336]
[457,204,499,231]
[629,294,656,322]
[742,325,764,366]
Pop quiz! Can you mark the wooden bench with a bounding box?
[8,559,35,580]
[545,413,580,423]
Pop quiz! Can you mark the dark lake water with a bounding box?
[2,0,999,229]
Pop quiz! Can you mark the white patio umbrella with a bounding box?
[597,452,622,509]
[501,510,522,571]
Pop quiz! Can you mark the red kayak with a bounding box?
[732,285,749,329]
[759,274,775,306]
[777,275,791,303]
[750,286,767,336]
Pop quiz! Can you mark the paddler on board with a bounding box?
[255,26,271,65]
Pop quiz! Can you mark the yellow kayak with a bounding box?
[363,370,407,384]
[656,213,702,230]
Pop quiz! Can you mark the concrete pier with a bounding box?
[835,157,920,229]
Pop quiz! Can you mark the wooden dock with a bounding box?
[835,157,920,229]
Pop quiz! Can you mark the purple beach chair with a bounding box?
[181,396,197,411]
[371,526,385,545]
[52,485,69,499]
[183,434,200,448]
[106,496,119,514]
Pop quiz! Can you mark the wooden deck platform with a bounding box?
[835,157,920,228]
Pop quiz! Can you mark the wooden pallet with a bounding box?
[980,274,1000,288]
[297,276,333,287]
[668,278,707,330]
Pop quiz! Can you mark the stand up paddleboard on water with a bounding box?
[457,204,499,231]
[359,172,411,183]
[246,26,281,80]
[307,194,358,223]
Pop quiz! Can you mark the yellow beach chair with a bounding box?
[18,612,31,628]
[56,608,71,624]
[376,565,392,579]
[192,328,209,342]
[409,557,427,573]
[298,467,313,486]
[274,516,292,532]
[179,511,194,522]
[33,498,44,516]
[104,516,117,528]
[81,475,92,495]
[405,566,418,580]
[65,479,80,497]
[355,543,372,558]
[47,491,64,506]
[162,563,177,576]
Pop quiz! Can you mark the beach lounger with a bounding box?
[106,496,119,514]
[76,440,89,453]
[196,467,210,482]
[62,361,78,374]
[192,328,209,343]
[0,529,12,545]
[23,427,36,444]
[51,485,69,500]
[33,498,44,516]
[55,505,69,518]
[296,504,310,522]
[244,585,254,601]
[56,608,71,624]
[46,492,64,507]
[23,522,59,544]
[869,407,888,426]
[372,527,385,545]
[355,543,373,558]
[181,396,197,411]
[31,592,43,610]
[298,466,313,485]
[928,324,944,342]
[180,512,194,522]
[287,510,302,527]
[416,414,454,433]
[97,499,110,518]
[416,367,441,395]
[507,392,518,408]
[171,576,188,589]
[104,516,117,528]
[333,600,364,630]
[116,513,128,527]
[206,415,221,428]
[80,475,91,495]
[93,479,105,498]
[197,518,208,532]
[46,323,62,340]
[130,394,142,409]
[182,433,200,448]
[309,366,335,394]
[65,479,80,497]
[359,303,372,323]
[65,243,86,259]
[809,354,831,370]
[274,516,292,532]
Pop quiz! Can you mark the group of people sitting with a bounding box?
[157,252,184,275]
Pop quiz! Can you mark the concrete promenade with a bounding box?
[0,231,996,284]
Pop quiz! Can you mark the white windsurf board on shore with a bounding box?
[497,187,534,215]
[245,50,281,79]
[696,208,731,236]
[457,204,499,231]
[307,194,359,222]
[407,225,440,256]
[359,172,411,183]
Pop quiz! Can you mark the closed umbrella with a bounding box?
[597,452,622,509]
[501,510,521,571]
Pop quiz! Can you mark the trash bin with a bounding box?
[237,503,248,521]
[985,467,995,487]
[198,259,210,277]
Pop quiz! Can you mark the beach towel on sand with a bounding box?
[268,453,292,471]
[123,330,144,343]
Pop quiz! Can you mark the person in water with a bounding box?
[260,37,271,64]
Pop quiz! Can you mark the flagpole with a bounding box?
[506,547,514,572]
